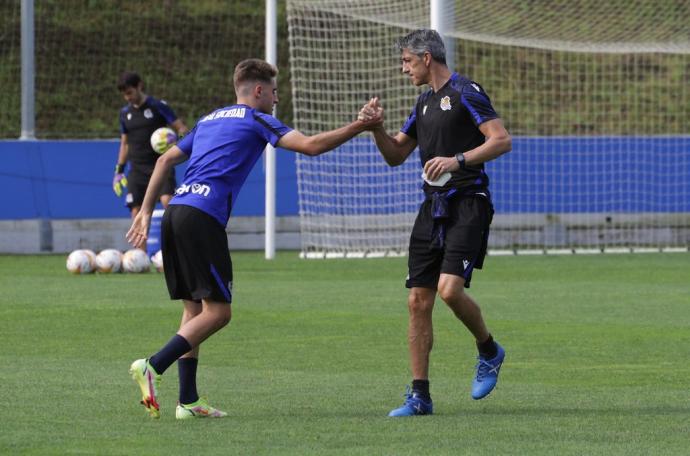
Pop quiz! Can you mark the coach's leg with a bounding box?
[438,273,504,399]
[408,287,437,380]
[437,273,489,343]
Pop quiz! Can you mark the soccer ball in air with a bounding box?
[150,127,177,154]
[66,249,95,274]
[96,249,123,273]
[122,249,151,273]
[150,249,164,272]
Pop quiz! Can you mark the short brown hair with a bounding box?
[233,59,278,90]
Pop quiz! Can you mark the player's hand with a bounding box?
[113,173,128,197]
[357,97,384,128]
[126,211,151,249]
[423,156,459,182]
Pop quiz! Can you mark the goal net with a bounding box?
[287,0,690,256]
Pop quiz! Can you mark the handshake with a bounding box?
[357,97,384,129]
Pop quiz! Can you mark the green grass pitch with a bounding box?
[1,252,688,455]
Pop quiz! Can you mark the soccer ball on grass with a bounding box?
[96,249,123,273]
[66,249,95,274]
[122,249,151,273]
[150,249,164,272]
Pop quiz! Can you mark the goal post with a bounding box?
[287,0,690,256]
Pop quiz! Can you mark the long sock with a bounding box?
[178,357,200,405]
[477,334,498,359]
[148,334,192,375]
[411,379,431,401]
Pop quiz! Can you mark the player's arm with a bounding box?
[423,118,512,181]
[113,134,129,196]
[359,97,417,167]
[126,146,188,249]
[170,118,189,136]
[276,115,381,156]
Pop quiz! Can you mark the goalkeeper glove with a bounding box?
[113,164,128,197]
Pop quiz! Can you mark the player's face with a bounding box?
[121,85,145,107]
[400,49,429,86]
[257,79,278,114]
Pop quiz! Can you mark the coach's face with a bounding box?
[400,49,430,86]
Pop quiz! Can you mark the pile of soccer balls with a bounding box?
[65,248,163,274]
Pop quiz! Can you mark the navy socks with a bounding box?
[178,357,200,404]
[148,334,192,375]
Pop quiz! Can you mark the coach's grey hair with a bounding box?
[395,29,446,64]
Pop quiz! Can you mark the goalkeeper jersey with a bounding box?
[119,96,178,169]
[172,104,292,227]
[401,72,499,196]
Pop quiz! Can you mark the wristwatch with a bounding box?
[454,152,466,169]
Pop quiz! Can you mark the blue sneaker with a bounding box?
[388,386,433,417]
[471,342,505,400]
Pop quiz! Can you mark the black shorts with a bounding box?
[126,166,176,209]
[161,204,233,303]
[406,194,493,289]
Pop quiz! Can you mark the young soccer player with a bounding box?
[126,58,382,419]
[359,29,512,416]
[114,72,189,218]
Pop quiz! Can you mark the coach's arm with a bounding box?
[360,97,417,167]
[126,146,188,249]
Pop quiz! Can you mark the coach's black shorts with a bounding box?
[406,194,493,289]
[126,166,176,209]
[161,204,233,303]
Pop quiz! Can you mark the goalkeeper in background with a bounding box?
[114,72,189,218]
[125,58,382,419]
[359,29,512,417]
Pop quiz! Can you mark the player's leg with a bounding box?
[160,194,173,208]
[440,195,504,400]
[125,167,147,220]
[158,169,176,208]
[176,299,231,346]
[178,299,202,407]
[175,299,230,419]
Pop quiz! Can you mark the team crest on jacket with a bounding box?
[144,108,153,119]
[440,96,451,111]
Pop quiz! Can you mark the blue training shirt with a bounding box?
[171,104,292,227]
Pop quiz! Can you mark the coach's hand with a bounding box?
[126,211,151,249]
[357,97,384,128]
[423,156,460,182]
[112,164,128,197]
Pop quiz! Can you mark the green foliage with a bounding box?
[0,0,293,138]
[1,252,689,454]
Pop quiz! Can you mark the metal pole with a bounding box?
[265,0,277,259]
[20,0,35,140]
[430,0,455,71]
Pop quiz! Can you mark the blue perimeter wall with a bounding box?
[0,140,298,219]
[1,136,689,219]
